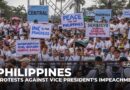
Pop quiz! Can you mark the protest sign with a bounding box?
[122,9,130,18]
[95,9,112,22]
[27,5,48,23]
[30,24,52,39]
[86,23,110,37]
[16,40,40,55]
[84,10,95,16]
[61,13,84,29]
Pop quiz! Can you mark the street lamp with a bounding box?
[27,0,30,7]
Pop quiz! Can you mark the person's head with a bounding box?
[97,48,102,53]
[95,56,103,65]
[42,47,48,54]
[76,48,81,56]
[89,39,94,44]
[33,19,38,24]
[80,34,84,39]
[53,38,58,44]
[20,58,30,68]
[64,49,70,56]
[119,57,128,66]
[96,37,101,42]
[52,49,58,57]
[14,19,20,25]
[114,50,120,59]
[109,46,116,53]
[3,45,10,51]
[59,39,64,46]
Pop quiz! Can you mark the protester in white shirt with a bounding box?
[86,40,95,49]
[110,20,119,36]
[94,38,105,49]
[57,39,67,53]
[118,19,128,35]
[105,46,116,61]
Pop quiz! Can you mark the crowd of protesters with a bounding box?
[0,16,130,90]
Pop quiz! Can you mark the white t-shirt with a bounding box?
[110,24,119,35]
[57,44,67,53]
[38,53,50,61]
[67,38,74,46]
[86,43,95,49]
[105,40,112,49]
[124,42,130,49]
[72,55,80,61]
[95,41,105,49]
[51,44,58,50]
[3,50,12,57]
[105,53,115,61]
[118,23,128,34]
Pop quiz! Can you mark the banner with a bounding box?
[86,23,110,37]
[95,9,112,22]
[30,24,52,39]
[61,13,84,29]
[27,5,48,23]
[122,9,130,18]
[16,40,40,55]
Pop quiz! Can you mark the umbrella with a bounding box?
[75,40,88,47]
[11,17,20,20]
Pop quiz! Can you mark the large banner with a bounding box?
[95,9,112,22]
[61,13,84,29]
[30,24,52,39]
[122,9,130,18]
[86,23,110,37]
[27,5,48,23]
[16,40,40,55]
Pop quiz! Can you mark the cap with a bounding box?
[19,57,30,63]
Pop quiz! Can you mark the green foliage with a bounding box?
[70,0,85,13]
[93,0,128,15]
[0,0,26,19]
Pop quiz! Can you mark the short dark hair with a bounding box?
[119,57,128,62]
[95,56,102,62]
[114,49,120,53]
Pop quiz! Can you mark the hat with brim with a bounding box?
[19,58,30,63]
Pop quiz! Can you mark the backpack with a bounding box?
[94,69,108,90]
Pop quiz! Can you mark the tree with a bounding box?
[11,5,26,19]
[0,0,11,18]
[70,0,85,13]
[93,0,127,15]
[126,0,130,9]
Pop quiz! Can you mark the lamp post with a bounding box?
[27,0,30,7]
[60,0,63,15]
[108,0,112,9]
